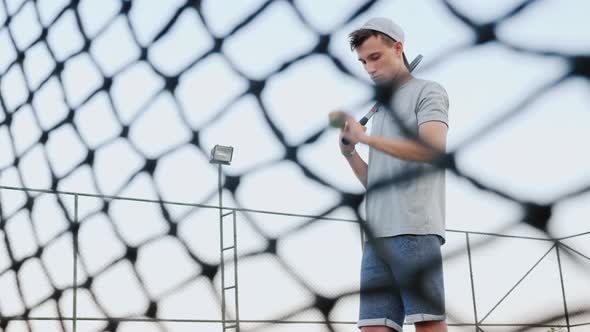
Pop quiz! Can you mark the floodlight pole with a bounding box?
[213,154,240,331]
[217,163,226,328]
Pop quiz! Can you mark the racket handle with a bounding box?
[341,115,369,145]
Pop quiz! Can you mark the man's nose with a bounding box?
[366,62,376,75]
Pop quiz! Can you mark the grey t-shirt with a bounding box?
[365,77,449,243]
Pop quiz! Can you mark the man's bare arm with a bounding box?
[350,120,448,163]
[344,151,368,188]
[339,127,368,188]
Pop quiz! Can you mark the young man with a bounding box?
[339,18,449,332]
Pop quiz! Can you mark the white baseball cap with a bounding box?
[360,17,405,44]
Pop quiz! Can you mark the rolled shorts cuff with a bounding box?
[357,318,402,331]
[405,313,446,324]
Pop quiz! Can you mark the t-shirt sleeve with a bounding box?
[416,82,449,127]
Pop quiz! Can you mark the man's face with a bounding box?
[355,35,404,84]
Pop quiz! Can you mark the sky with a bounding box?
[0,0,590,331]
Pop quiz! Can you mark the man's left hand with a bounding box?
[341,118,368,145]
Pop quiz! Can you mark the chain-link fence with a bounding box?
[1,0,589,331]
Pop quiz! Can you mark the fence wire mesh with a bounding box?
[1,0,589,331]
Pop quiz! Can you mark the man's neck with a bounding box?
[374,70,413,102]
[394,69,413,88]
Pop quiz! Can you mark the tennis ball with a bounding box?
[328,111,347,129]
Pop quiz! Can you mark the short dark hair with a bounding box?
[348,28,410,69]
[348,29,395,51]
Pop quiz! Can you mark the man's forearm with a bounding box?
[345,152,368,188]
[362,136,439,163]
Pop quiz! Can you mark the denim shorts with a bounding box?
[358,234,446,331]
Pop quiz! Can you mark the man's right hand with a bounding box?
[339,127,357,157]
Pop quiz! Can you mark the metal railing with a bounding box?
[0,184,588,332]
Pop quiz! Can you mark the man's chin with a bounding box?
[372,77,393,86]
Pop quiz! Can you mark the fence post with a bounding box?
[73,194,79,332]
[466,233,479,332]
[555,243,571,332]
[232,211,240,331]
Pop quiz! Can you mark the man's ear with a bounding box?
[394,41,404,56]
